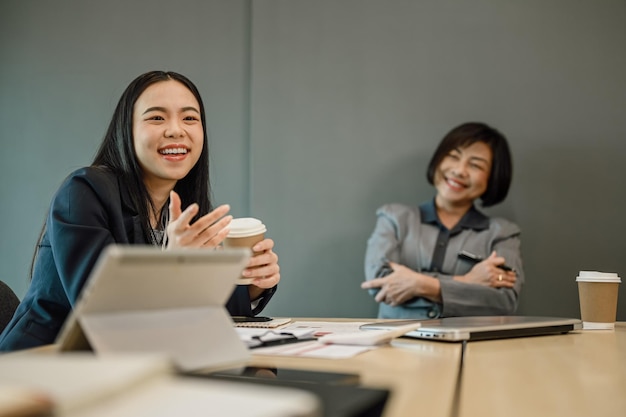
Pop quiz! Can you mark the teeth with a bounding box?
[447,179,465,188]
[160,148,187,155]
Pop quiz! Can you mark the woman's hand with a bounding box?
[457,251,516,288]
[361,262,441,306]
[166,191,232,249]
[246,238,280,300]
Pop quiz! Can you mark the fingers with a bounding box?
[248,239,278,268]
[361,277,386,290]
[250,238,275,256]
[250,272,280,289]
[490,254,507,269]
[364,277,395,305]
[177,213,230,247]
[244,247,278,272]
[486,252,515,285]
[246,246,281,289]
[175,204,229,238]
[169,190,183,221]
[167,204,231,248]
[492,270,517,288]
[374,286,387,303]
[388,261,399,269]
[375,285,403,306]
[174,203,201,230]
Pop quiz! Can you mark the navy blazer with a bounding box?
[0,167,275,351]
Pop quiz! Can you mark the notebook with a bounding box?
[360,316,582,342]
[56,245,252,371]
[234,317,292,328]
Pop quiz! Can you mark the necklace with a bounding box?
[150,228,165,247]
[149,209,169,250]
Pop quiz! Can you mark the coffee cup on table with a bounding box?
[223,218,267,285]
[576,271,621,330]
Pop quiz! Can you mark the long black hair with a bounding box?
[31,71,212,277]
[92,70,213,240]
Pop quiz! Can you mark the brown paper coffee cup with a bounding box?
[224,233,265,254]
[223,218,267,285]
[576,271,621,330]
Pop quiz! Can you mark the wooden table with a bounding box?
[247,319,462,417]
[459,323,626,417]
[16,319,463,417]
[13,319,626,417]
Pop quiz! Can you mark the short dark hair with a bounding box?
[92,71,212,239]
[426,122,512,207]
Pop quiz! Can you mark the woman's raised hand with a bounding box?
[166,190,232,249]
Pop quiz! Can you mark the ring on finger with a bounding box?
[498,274,503,282]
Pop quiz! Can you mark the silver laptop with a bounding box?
[360,316,582,342]
[56,245,252,371]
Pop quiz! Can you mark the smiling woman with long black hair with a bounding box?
[0,71,280,351]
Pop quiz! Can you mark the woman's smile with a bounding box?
[158,144,190,161]
[444,176,468,191]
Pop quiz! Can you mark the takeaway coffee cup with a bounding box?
[576,271,621,330]
[224,218,267,284]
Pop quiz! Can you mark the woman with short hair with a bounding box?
[362,122,522,319]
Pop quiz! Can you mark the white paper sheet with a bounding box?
[242,321,376,358]
[280,321,373,336]
[252,340,372,358]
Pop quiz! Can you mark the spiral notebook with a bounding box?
[234,318,292,328]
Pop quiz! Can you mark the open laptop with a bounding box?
[360,316,582,342]
[56,245,252,371]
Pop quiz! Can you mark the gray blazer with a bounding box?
[364,202,523,319]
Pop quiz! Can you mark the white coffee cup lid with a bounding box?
[576,271,621,283]
[227,217,267,238]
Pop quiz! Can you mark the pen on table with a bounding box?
[250,334,316,349]
[231,316,273,323]
[457,251,515,272]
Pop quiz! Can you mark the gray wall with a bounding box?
[0,0,251,290]
[2,0,625,320]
